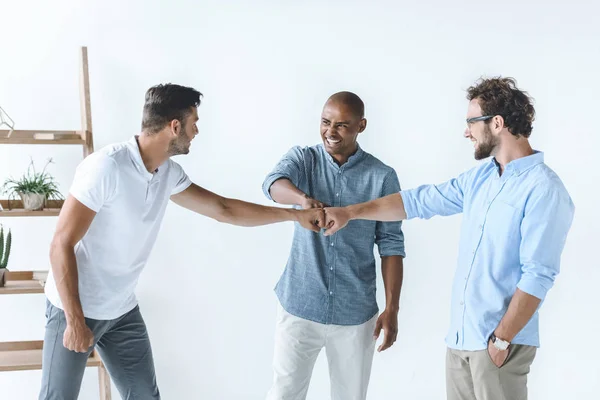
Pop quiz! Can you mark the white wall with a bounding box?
[1,1,598,399]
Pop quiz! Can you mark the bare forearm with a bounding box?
[382,256,404,311]
[348,193,407,222]
[269,179,307,206]
[494,288,541,341]
[49,241,84,324]
[171,184,323,230]
[220,198,298,227]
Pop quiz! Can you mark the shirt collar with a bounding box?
[491,150,544,176]
[321,143,366,170]
[127,135,155,181]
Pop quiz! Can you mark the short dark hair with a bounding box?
[327,91,365,119]
[142,84,203,134]
[467,77,535,138]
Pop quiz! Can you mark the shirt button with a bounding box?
[336,193,339,197]
[460,301,464,305]
[329,291,334,295]
[330,267,333,271]
[479,224,483,230]
[331,242,334,247]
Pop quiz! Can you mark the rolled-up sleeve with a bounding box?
[400,169,472,220]
[262,146,306,201]
[517,187,575,300]
[376,170,406,258]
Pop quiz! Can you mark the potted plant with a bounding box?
[2,158,63,211]
[0,224,11,287]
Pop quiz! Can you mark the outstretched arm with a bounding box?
[171,183,326,232]
[324,173,473,236]
[324,193,407,235]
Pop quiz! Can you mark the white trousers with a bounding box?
[266,303,378,400]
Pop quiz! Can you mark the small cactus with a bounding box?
[0,224,11,269]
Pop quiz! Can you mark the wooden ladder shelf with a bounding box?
[0,46,111,400]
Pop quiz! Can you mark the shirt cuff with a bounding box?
[400,190,418,220]
[379,248,406,258]
[69,189,101,213]
[517,274,552,301]
[172,177,192,195]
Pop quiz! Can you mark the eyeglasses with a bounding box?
[466,115,494,127]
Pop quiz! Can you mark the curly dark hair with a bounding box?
[467,77,535,138]
[142,84,203,134]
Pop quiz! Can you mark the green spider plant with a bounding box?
[2,158,63,201]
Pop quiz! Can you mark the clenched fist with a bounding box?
[63,320,94,353]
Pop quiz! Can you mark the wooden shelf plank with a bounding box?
[0,279,44,295]
[0,130,85,145]
[0,200,63,217]
[0,271,48,295]
[0,341,102,372]
[0,209,61,217]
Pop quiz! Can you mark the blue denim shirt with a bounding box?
[263,144,405,325]
[401,151,574,350]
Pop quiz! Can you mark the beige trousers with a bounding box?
[266,303,378,400]
[446,345,537,400]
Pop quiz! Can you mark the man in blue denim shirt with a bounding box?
[263,92,405,400]
[324,78,574,400]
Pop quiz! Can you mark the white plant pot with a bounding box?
[18,192,46,211]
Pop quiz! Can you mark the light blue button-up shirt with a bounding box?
[263,144,405,325]
[401,151,574,350]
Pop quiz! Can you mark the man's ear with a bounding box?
[169,119,181,137]
[358,118,367,133]
[492,115,504,133]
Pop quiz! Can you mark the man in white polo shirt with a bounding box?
[39,84,326,400]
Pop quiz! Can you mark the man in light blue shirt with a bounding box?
[323,77,574,400]
[263,92,405,400]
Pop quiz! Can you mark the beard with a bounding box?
[168,127,191,156]
[474,124,499,160]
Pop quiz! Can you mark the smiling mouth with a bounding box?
[326,138,341,146]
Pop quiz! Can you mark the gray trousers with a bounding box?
[39,301,160,400]
[446,345,537,400]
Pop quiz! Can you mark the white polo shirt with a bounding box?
[45,136,192,320]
